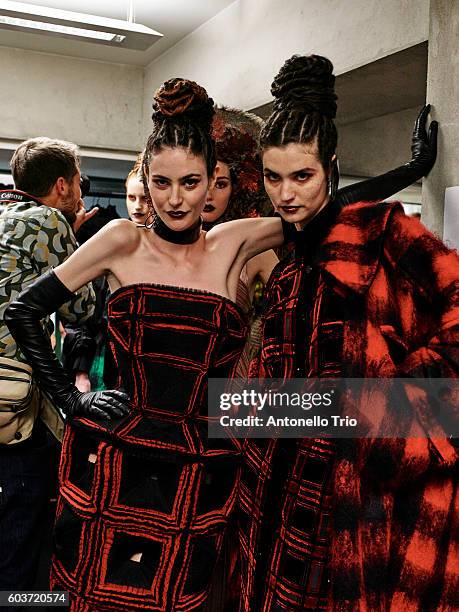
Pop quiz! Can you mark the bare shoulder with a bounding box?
[206,218,259,242]
[96,218,141,254]
[206,218,248,235]
[206,216,283,262]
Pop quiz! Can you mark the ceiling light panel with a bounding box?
[0,0,162,50]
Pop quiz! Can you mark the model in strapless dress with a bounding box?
[50,283,247,612]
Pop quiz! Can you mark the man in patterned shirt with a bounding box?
[0,137,95,590]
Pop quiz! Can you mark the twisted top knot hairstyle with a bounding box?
[260,54,338,167]
[144,78,216,177]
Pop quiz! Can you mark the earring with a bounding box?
[329,157,340,200]
[144,206,155,230]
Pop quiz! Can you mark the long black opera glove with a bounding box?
[335,104,438,206]
[4,270,130,420]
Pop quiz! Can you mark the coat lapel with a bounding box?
[319,201,403,294]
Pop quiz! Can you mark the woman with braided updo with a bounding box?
[239,55,458,611]
[204,94,440,321]
[204,102,438,612]
[4,78,289,611]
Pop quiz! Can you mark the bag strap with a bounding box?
[0,356,32,375]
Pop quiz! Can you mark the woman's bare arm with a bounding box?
[54,219,139,292]
[209,217,284,265]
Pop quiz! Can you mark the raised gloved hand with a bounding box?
[409,103,438,173]
[335,104,438,206]
[4,270,130,420]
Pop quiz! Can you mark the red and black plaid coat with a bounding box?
[240,201,458,611]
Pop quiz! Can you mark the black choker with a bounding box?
[152,214,202,244]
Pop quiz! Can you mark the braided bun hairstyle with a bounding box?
[143,78,217,178]
[260,55,338,167]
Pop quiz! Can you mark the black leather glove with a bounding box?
[62,323,96,374]
[4,270,130,420]
[335,104,438,206]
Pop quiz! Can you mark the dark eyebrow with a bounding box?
[263,167,315,176]
[291,167,315,174]
[151,173,202,180]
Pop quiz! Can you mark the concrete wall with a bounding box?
[143,0,429,133]
[0,1,431,164]
[422,0,459,237]
[0,46,144,152]
[338,107,419,177]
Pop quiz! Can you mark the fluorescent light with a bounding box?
[0,0,162,50]
[0,15,126,42]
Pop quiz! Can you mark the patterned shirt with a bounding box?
[0,193,95,363]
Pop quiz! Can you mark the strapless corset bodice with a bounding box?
[73,283,248,459]
[108,283,247,413]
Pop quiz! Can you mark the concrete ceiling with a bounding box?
[252,43,428,126]
[0,0,236,66]
[334,42,428,126]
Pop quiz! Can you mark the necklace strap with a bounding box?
[153,214,202,244]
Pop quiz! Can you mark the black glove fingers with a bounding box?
[101,394,131,414]
[96,395,130,416]
[102,405,126,418]
[108,401,130,416]
[88,405,113,420]
[104,389,131,403]
[93,400,124,419]
[414,104,430,138]
[428,120,438,151]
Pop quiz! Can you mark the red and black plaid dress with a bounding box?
[50,283,247,611]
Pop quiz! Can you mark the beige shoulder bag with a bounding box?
[0,356,34,443]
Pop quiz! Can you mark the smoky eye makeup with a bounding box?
[263,170,280,181]
[295,171,313,181]
[151,178,170,188]
[150,174,203,189]
[182,176,202,188]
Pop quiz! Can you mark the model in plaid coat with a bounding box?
[244,200,458,611]
[239,54,457,612]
